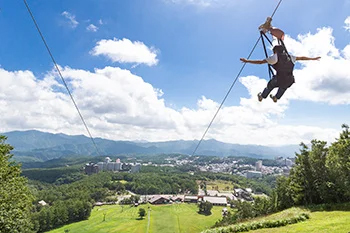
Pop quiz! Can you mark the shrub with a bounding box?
[201,212,310,233]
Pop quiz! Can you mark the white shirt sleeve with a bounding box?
[265,54,278,65]
[290,55,296,64]
[266,54,297,64]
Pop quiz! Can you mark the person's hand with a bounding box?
[240,58,248,63]
[314,56,321,60]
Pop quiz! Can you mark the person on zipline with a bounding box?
[240,45,321,102]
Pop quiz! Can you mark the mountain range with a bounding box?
[2,130,300,162]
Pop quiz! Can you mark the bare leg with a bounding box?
[269,28,285,40]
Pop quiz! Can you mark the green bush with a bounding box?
[202,212,310,233]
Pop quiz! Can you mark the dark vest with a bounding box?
[272,52,295,88]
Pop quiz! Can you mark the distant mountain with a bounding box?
[3,130,91,151]
[2,130,300,162]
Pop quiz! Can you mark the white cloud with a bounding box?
[344,16,350,31]
[91,38,159,66]
[1,26,349,146]
[343,44,350,59]
[61,11,79,29]
[274,27,350,105]
[0,65,339,146]
[98,19,103,25]
[86,24,98,32]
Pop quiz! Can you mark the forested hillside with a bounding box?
[0,125,349,233]
[3,130,299,162]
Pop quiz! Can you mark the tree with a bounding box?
[327,124,350,202]
[289,143,315,205]
[283,125,350,206]
[308,140,330,203]
[274,176,293,210]
[138,208,146,219]
[253,196,272,216]
[198,201,213,215]
[234,201,254,219]
[0,135,33,233]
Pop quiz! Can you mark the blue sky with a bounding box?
[0,0,350,145]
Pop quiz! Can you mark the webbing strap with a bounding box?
[260,31,275,80]
[278,39,292,61]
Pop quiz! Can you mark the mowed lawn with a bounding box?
[49,203,224,233]
[206,180,234,191]
[49,204,146,233]
[247,210,350,233]
[150,203,223,233]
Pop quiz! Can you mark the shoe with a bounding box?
[270,94,277,103]
[257,93,263,102]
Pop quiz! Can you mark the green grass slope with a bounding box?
[203,206,350,233]
[49,203,224,233]
[248,210,350,233]
[150,203,223,233]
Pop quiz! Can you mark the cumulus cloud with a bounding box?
[344,16,350,31]
[1,26,349,146]
[86,24,98,32]
[91,38,158,66]
[274,27,350,105]
[0,64,339,146]
[61,11,79,29]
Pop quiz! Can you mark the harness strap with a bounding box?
[260,31,275,80]
[278,39,292,61]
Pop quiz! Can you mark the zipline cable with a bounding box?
[23,0,101,156]
[191,0,284,156]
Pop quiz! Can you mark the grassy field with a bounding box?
[248,210,350,233]
[49,203,225,233]
[205,180,234,191]
[203,207,350,233]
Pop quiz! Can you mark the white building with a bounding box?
[95,157,141,172]
[107,162,115,171]
[115,162,121,171]
[207,190,219,196]
[97,157,121,172]
[97,162,105,171]
[38,200,47,206]
[202,196,227,206]
[131,163,141,173]
[105,157,112,163]
[255,160,262,171]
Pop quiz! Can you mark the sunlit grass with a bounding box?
[49,203,225,233]
[205,180,235,192]
[248,210,350,233]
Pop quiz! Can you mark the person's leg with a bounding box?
[270,87,287,103]
[275,87,287,99]
[261,77,278,98]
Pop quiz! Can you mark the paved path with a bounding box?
[146,207,151,233]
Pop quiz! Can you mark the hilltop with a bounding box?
[2,130,299,162]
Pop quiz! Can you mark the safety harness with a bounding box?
[259,17,293,80]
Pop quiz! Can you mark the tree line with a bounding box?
[1,125,349,232]
[275,124,350,208]
[214,125,350,227]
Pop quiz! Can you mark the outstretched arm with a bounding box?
[295,56,321,61]
[240,58,267,64]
